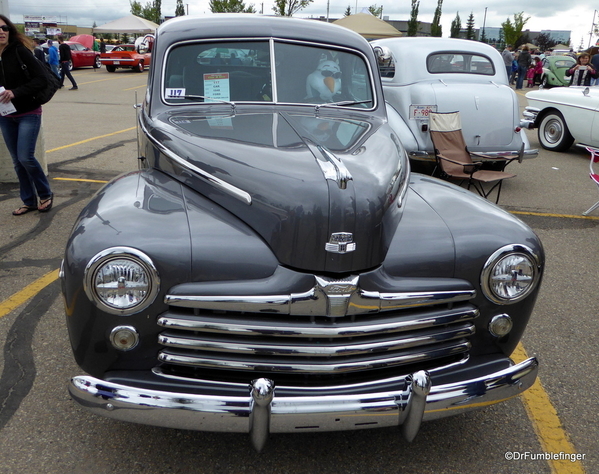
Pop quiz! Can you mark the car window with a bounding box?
[163,40,374,107]
[113,45,136,52]
[553,58,575,68]
[427,52,495,75]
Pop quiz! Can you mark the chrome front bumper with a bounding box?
[69,357,538,451]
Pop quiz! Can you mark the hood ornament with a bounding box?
[325,232,356,254]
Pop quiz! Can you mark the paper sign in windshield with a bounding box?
[204,73,230,102]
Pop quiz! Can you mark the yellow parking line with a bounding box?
[46,126,136,153]
[512,344,585,473]
[511,210,599,220]
[0,269,59,320]
[53,177,109,184]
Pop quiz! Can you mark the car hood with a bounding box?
[142,108,408,273]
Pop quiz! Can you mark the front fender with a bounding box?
[62,169,280,377]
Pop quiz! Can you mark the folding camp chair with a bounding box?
[429,111,516,204]
[583,146,599,216]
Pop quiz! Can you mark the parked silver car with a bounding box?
[370,37,537,165]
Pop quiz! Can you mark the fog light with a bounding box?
[110,325,139,351]
[489,314,513,337]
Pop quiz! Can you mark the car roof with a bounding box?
[371,37,506,85]
[155,14,370,56]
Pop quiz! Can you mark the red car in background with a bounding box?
[100,44,151,72]
[43,41,102,70]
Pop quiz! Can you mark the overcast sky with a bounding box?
[8,0,599,50]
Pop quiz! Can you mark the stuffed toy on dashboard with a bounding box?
[306,60,342,101]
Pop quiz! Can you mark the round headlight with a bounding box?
[481,245,541,304]
[84,247,160,315]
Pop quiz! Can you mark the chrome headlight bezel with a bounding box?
[481,244,541,305]
[84,247,160,316]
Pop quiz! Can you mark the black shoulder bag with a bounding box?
[15,48,60,105]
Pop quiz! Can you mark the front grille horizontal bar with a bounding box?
[158,341,471,374]
[165,288,476,317]
[158,324,475,357]
[158,306,479,338]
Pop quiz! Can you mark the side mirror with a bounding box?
[372,45,392,63]
[136,34,155,54]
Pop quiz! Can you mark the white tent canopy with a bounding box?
[93,15,158,34]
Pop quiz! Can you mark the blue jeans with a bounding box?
[60,61,78,88]
[50,63,60,78]
[0,113,52,207]
[516,65,528,89]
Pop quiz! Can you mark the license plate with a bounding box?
[114,61,120,65]
[410,105,437,120]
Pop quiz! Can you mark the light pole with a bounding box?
[481,7,487,43]
[589,10,598,48]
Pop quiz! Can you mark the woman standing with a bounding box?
[0,14,53,215]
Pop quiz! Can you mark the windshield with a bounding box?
[163,39,374,107]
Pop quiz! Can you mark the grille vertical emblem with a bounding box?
[315,275,359,317]
[325,232,356,254]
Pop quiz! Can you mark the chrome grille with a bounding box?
[157,282,478,382]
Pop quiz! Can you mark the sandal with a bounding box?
[13,205,38,216]
[38,194,53,213]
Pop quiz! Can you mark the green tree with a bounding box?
[344,5,351,16]
[501,12,530,49]
[368,5,383,18]
[211,0,256,13]
[130,0,161,23]
[407,0,420,37]
[535,33,557,52]
[465,12,475,40]
[272,0,313,16]
[175,0,185,16]
[430,0,443,37]
[450,12,461,38]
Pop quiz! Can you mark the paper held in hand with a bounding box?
[0,87,17,116]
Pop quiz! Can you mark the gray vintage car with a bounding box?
[61,14,544,451]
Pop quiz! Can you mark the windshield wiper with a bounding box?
[315,99,372,111]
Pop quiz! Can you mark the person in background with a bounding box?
[566,52,598,86]
[47,40,59,78]
[516,46,531,90]
[510,53,519,85]
[99,38,106,54]
[57,35,78,90]
[501,45,513,80]
[0,14,54,215]
[533,57,543,86]
[590,53,599,85]
[526,63,536,87]
[32,38,46,62]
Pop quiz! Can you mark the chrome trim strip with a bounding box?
[157,341,471,373]
[158,325,475,356]
[68,357,538,439]
[164,288,476,315]
[139,117,252,205]
[157,307,479,338]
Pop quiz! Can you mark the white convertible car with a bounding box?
[523,86,599,151]
[370,37,537,165]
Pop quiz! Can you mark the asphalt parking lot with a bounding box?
[0,68,597,474]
